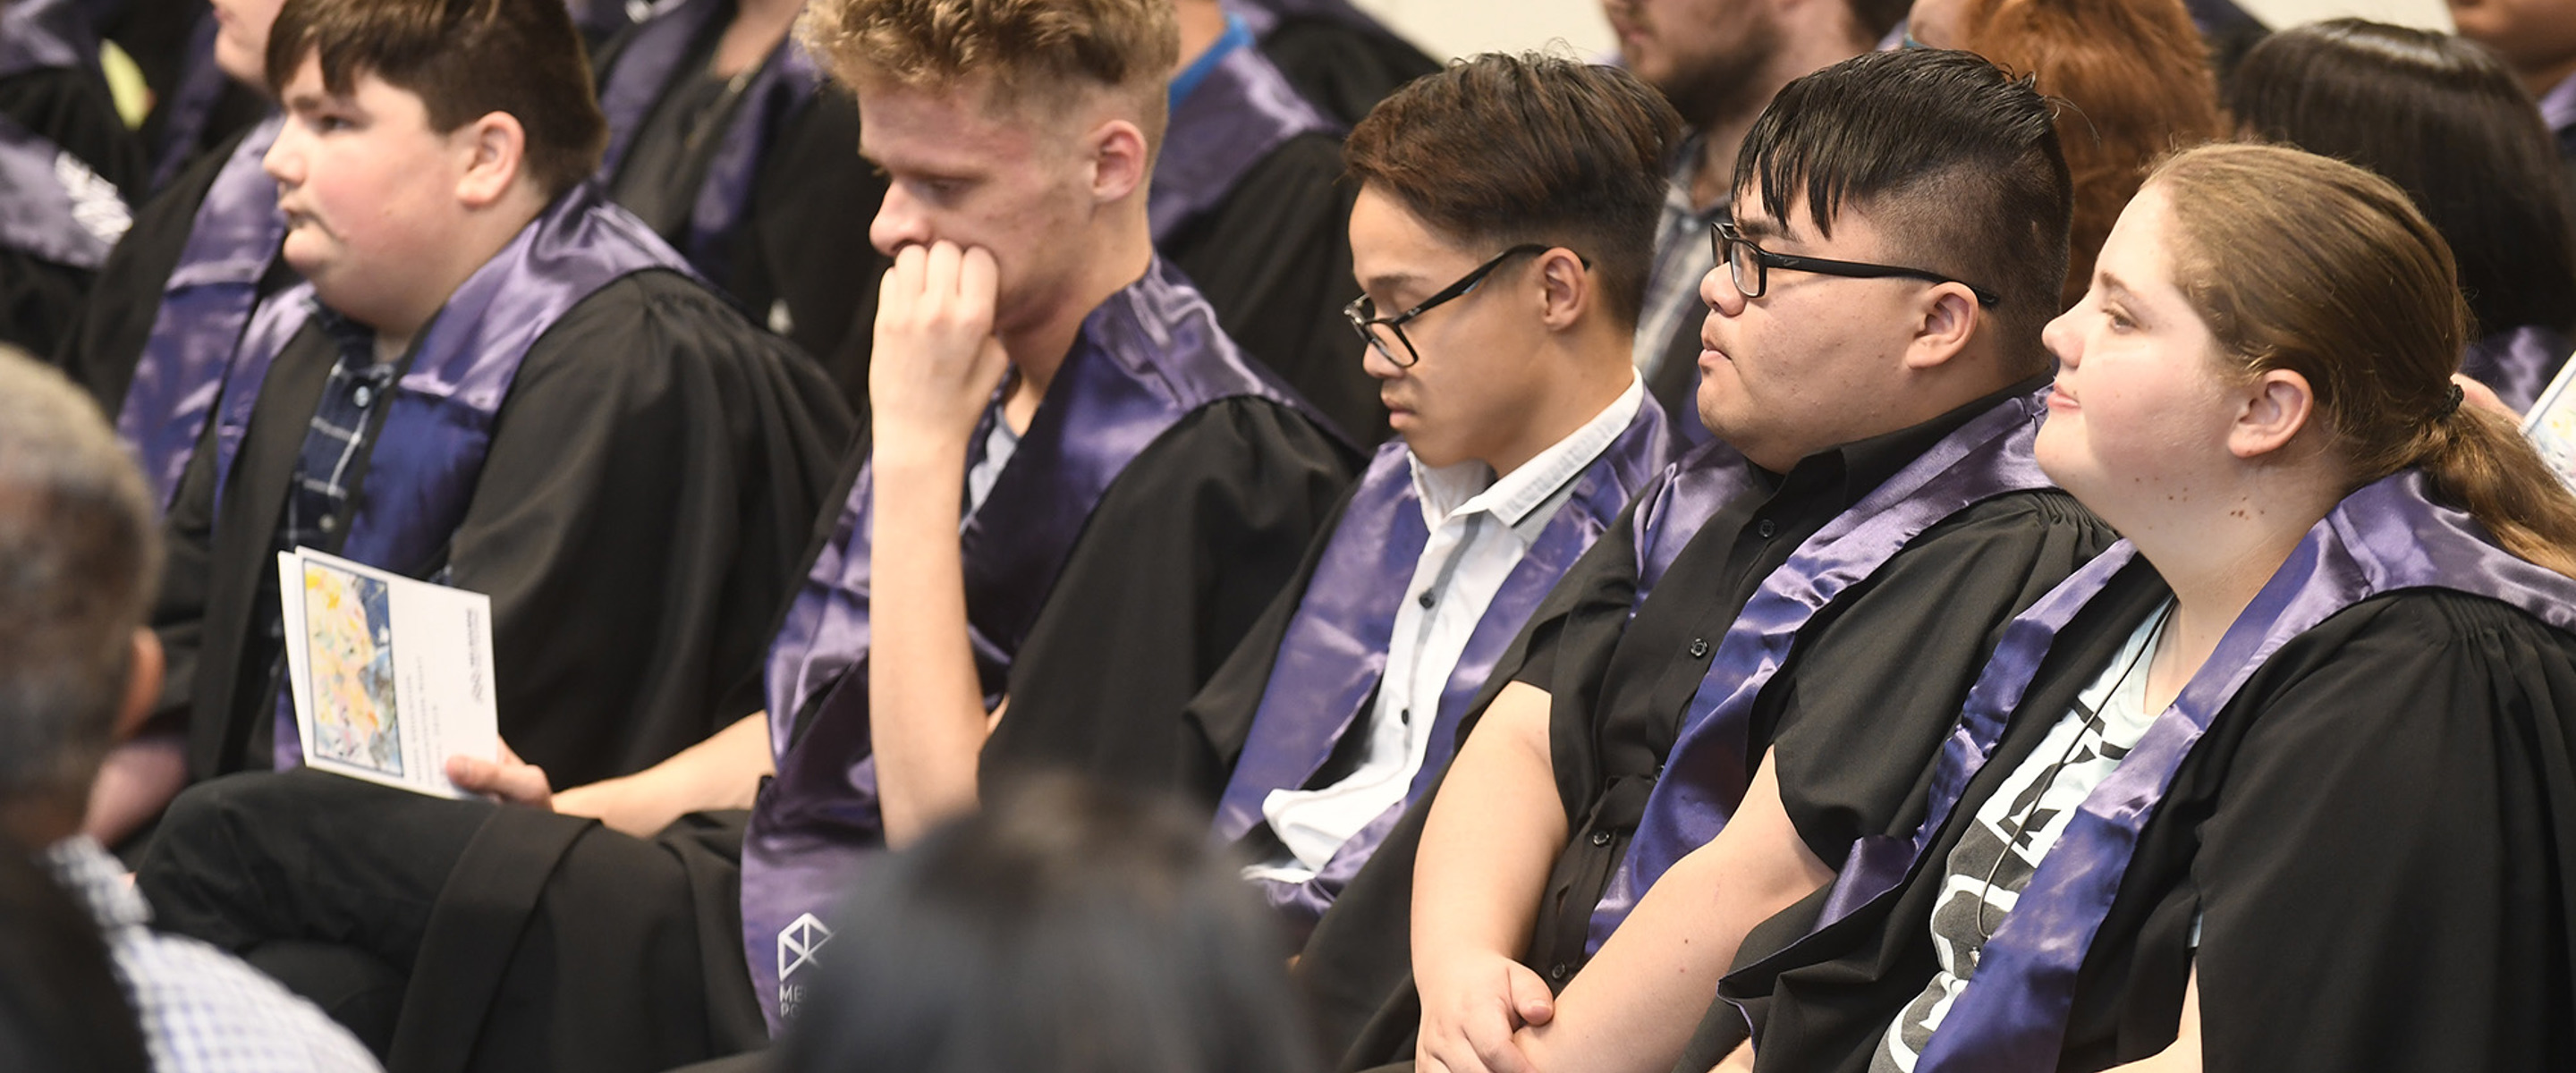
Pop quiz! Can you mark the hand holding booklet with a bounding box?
[276,548,499,798]
[2527,356,2576,489]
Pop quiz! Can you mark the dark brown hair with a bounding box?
[264,0,607,199]
[2151,143,2576,578]
[802,0,1177,142]
[1953,0,2224,309]
[1738,48,2072,375]
[1343,53,1682,328]
[2230,19,2576,337]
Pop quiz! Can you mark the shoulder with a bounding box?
[2241,587,2576,728]
[529,268,803,377]
[1142,395,1354,474]
[106,929,384,1071]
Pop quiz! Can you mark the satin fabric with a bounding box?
[1791,470,2576,1073]
[1218,403,1673,925]
[1586,387,2055,950]
[739,259,1320,1033]
[118,114,284,508]
[591,0,824,281]
[208,186,688,569]
[1147,32,1337,245]
[2460,323,2572,414]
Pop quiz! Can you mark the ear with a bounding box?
[453,111,530,209]
[112,629,164,743]
[1086,117,1149,205]
[1900,283,1980,371]
[2227,368,2314,460]
[1534,248,1589,333]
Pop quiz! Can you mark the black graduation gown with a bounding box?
[716,87,887,413]
[277,395,1352,1073]
[151,269,857,789]
[591,19,891,414]
[1161,131,1377,444]
[1712,563,2576,1073]
[2,63,143,356]
[1253,10,1439,129]
[51,123,295,413]
[1293,390,2118,1069]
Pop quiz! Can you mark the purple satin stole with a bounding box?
[592,0,821,278]
[0,0,91,78]
[1810,471,2576,1073]
[1586,387,2056,952]
[209,185,686,569]
[1148,33,1336,245]
[0,111,123,269]
[1218,403,1674,926]
[119,114,284,509]
[2461,324,2572,414]
[740,259,1314,1033]
[143,13,228,193]
[1627,436,1763,613]
[2543,72,2576,150]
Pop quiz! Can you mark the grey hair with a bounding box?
[0,347,159,805]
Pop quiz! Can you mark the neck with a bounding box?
[365,189,547,352]
[998,219,1156,431]
[1174,1,1230,70]
[2120,465,2345,711]
[1486,331,1634,478]
[714,0,802,79]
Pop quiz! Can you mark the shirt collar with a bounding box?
[1785,372,2053,503]
[1407,371,1647,534]
[41,835,149,934]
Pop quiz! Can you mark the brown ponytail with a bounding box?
[2149,143,2576,579]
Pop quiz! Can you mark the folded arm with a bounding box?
[1412,680,1572,1073]
[1515,753,1835,1073]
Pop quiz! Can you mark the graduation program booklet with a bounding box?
[276,548,499,798]
[2528,359,2576,490]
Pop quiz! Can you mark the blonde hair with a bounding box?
[2150,142,2576,578]
[802,0,1176,142]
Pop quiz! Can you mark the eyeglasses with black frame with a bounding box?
[1343,243,1589,368]
[1710,219,2001,308]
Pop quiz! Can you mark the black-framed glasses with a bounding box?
[1343,244,1589,368]
[1711,219,2001,308]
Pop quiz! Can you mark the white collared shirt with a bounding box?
[1249,374,1648,882]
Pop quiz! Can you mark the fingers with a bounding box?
[446,754,552,808]
[1462,1006,1536,1073]
[1506,961,1556,1027]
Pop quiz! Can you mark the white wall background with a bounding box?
[1344,0,2456,63]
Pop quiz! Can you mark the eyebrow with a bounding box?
[1360,271,1423,294]
[1732,215,1784,241]
[2097,273,2140,304]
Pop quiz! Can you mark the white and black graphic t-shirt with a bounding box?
[1873,603,2174,1073]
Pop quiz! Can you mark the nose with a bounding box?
[869,182,931,257]
[261,121,302,185]
[1699,261,1745,318]
[2040,307,2080,368]
[1360,334,1405,382]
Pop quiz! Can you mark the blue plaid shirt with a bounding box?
[44,838,383,1072]
[280,304,402,558]
[268,303,402,768]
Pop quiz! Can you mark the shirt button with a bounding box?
[1399,707,1411,725]
[1589,829,1613,847]
[318,515,338,533]
[1417,589,1436,609]
[1548,962,1571,982]
[1757,519,1777,538]
[1688,638,1711,659]
[352,384,375,409]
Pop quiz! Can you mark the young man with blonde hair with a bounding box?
[138,0,1353,1066]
